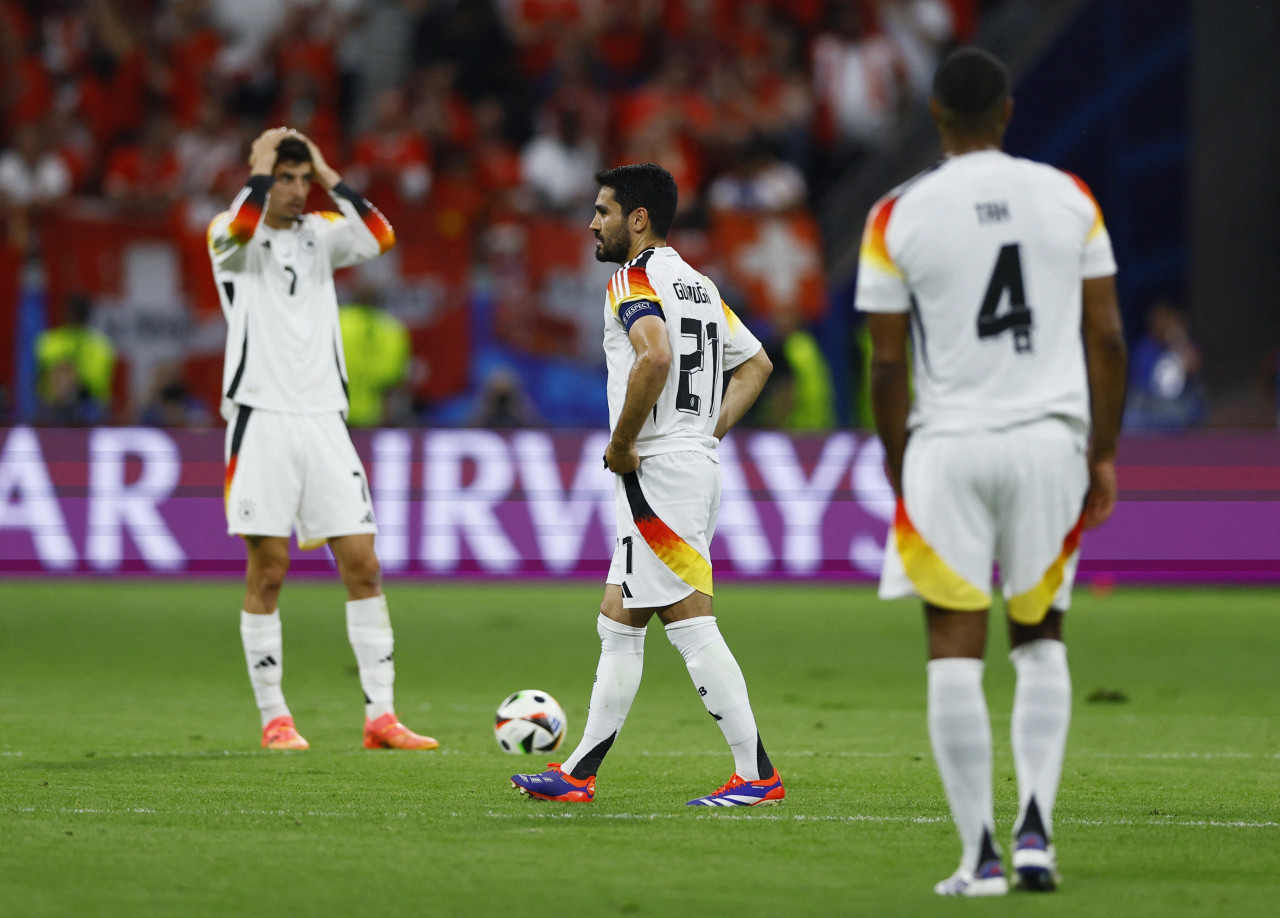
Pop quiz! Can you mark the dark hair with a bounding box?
[594,163,678,239]
[275,136,312,167]
[932,47,1010,135]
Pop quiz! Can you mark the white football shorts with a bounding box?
[224,405,377,548]
[606,451,720,609]
[879,416,1089,624]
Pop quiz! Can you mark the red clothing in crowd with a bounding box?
[103,144,181,197]
[166,26,222,127]
[77,46,150,149]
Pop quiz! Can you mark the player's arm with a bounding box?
[208,128,299,262]
[715,300,770,438]
[1080,273,1127,529]
[298,133,396,265]
[855,193,912,493]
[866,312,912,497]
[715,348,772,439]
[208,129,292,264]
[604,314,672,475]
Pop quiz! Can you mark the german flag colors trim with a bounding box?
[721,301,748,336]
[607,265,659,318]
[223,176,273,246]
[1007,514,1085,625]
[621,472,713,596]
[1065,171,1108,242]
[223,406,254,506]
[893,500,988,611]
[332,182,396,254]
[859,195,904,279]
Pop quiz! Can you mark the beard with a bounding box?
[594,227,631,264]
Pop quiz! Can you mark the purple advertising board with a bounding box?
[0,426,1277,581]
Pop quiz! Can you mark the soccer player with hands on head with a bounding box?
[209,126,436,752]
[857,49,1126,895]
[511,164,782,807]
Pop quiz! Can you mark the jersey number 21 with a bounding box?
[677,318,720,416]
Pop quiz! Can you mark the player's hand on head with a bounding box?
[249,127,292,175]
[294,131,341,189]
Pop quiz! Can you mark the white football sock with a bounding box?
[346,595,396,721]
[1010,639,1071,838]
[240,609,290,728]
[927,657,995,871]
[561,614,646,779]
[667,616,766,781]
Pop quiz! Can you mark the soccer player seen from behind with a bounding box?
[209,128,437,752]
[511,163,781,806]
[857,49,1126,895]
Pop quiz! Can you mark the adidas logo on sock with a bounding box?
[253,655,278,669]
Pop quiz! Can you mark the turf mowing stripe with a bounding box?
[10,742,1280,757]
[7,747,1275,761]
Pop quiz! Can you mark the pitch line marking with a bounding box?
[7,806,1277,829]
[1087,751,1280,761]
[0,748,474,761]
[483,812,1278,829]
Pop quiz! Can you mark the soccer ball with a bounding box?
[494,690,567,754]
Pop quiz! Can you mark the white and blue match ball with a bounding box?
[495,690,567,754]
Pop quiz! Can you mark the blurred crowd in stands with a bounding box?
[17,0,1177,433]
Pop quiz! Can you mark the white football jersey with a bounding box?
[603,246,762,458]
[208,181,394,420]
[855,150,1117,434]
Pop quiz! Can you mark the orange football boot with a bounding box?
[363,712,440,750]
[262,715,310,750]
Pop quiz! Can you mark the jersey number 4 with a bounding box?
[977,243,1033,353]
[677,318,720,416]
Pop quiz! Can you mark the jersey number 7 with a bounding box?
[977,243,1033,353]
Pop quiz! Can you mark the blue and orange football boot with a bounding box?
[511,763,595,802]
[1012,832,1059,891]
[936,828,1009,897]
[1011,797,1059,891]
[686,768,785,806]
[934,860,1009,897]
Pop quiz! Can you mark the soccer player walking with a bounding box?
[857,49,1126,894]
[511,164,781,806]
[209,127,436,751]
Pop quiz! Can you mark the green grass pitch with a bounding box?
[1,580,1277,917]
